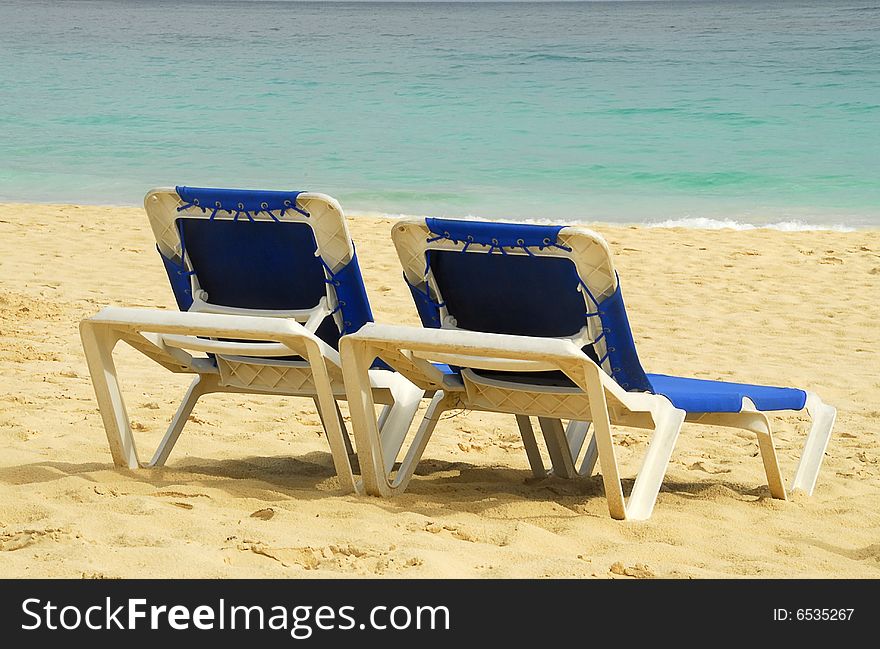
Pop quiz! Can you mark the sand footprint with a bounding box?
[250,508,275,520]
[241,542,320,569]
[153,490,211,499]
[610,562,655,578]
[235,540,417,574]
[687,460,732,474]
[421,521,508,546]
[0,527,68,552]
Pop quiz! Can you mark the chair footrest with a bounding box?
[646,374,807,413]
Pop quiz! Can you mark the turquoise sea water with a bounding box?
[1,0,878,227]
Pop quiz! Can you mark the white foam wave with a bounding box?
[640,217,856,232]
[348,210,859,232]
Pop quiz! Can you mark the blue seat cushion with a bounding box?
[646,374,807,413]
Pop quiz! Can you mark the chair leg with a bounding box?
[565,420,593,476]
[312,398,356,458]
[339,402,356,457]
[80,321,141,468]
[522,409,681,518]
[340,342,386,495]
[148,374,219,467]
[580,431,599,478]
[583,380,627,520]
[339,340,440,496]
[625,404,686,521]
[388,391,458,492]
[533,419,593,479]
[376,404,392,432]
[308,360,361,495]
[790,393,837,495]
[81,320,225,471]
[580,371,687,520]
[735,400,787,500]
[538,417,578,478]
[315,382,432,476]
[755,422,787,501]
[378,378,426,475]
[515,415,548,478]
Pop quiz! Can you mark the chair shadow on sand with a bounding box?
[0,452,779,516]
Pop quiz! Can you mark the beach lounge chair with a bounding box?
[340,217,836,519]
[79,187,423,493]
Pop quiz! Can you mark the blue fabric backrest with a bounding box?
[180,218,326,310]
[427,250,586,337]
[156,187,375,351]
[177,217,344,349]
[416,217,653,392]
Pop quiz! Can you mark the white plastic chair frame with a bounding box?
[79,190,424,493]
[337,218,836,519]
[341,324,686,521]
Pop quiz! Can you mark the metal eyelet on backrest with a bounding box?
[215,201,222,207]
[260,202,268,209]
[193,198,200,206]
[284,200,291,206]
[516,238,524,245]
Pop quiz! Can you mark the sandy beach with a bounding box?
[1,201,878,579]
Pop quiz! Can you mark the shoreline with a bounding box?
[0,200,872,232]
[1,201,878,578]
